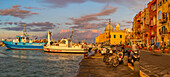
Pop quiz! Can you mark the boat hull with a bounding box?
[44,47,88,54]
[2,41,45,50]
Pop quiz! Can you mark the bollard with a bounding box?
[123,56,128,66]
[134,61,140,77]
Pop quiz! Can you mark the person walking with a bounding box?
[132,42,137,51]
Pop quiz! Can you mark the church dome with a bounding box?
[105,19,114,32]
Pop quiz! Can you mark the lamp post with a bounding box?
[108,19,111,45]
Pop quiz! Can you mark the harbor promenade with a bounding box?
[77,53,135,77]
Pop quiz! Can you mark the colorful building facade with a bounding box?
[132,0,170,45]
[148,0,157,44]
[95,20,125,45]
[157,0,170,43]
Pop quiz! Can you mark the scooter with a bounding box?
[104,51,119,67]
[129,50,140,66]
[117,51,124,63]
[103,48,112,64]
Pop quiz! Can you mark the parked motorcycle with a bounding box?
[104,50,120,67]
[129,50,140,66]
[103,48,112,64]
[110,56,119,67]
[117,51,124,63]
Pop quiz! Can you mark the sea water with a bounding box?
[0,47,84,77]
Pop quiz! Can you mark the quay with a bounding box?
[77,53,135,77]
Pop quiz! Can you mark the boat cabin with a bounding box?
[16,36,30,43]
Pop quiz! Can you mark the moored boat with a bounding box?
[44,31,88,53]
[2,24,46,50]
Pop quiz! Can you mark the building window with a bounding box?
[120,35,122,38]
[169,7,170,20]
[160,0,162,6]
[153,15,156,25]
[158,11,162,20]
[114,35,116,38]
[154,3,156,11]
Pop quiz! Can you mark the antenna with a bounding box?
[23,24,26,36]
[70,30,74,39]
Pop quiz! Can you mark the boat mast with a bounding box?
[23,24,26,36]
[48,31,51,45]
[70,30,74,39]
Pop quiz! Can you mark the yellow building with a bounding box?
[95,20,125,45]
[157,0,170,43]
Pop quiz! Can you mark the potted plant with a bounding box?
[149,46,152,51]
[139,46,142,49]
[164,46,169,53]
[144,46,147,50]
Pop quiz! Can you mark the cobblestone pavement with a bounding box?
[140,50,170,77]
[77,56,134,77]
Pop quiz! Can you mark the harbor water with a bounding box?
[0,47,84,77]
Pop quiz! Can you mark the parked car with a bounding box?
[99,45,114,55]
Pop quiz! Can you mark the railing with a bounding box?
[159,18,167,23]
[151,20,154,26]
[137,18,140,22]
[143,27,149,32]
[168,22,170,32]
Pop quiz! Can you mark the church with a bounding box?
[95,20,125,45]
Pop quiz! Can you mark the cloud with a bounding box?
[1,26,28,31]
[23,7,46,10]
[24,7,34,9]
[122,20,133,24]
[70,21,116,30]
[55,23,61,25]
[1,21,56,32]
[41,0,87,8]
[121,25,131,27]
[41,0,149,10]
[0,5,39,19]
[69,7,118,24]
[52,29,101,43]
[12,5,21,8]
[65,22,72,25]
[91,29,101,33]
[60,29,70,33]
[69,7,118,29]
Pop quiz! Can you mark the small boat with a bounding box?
[44,31,88,53]
[2,24,46,50]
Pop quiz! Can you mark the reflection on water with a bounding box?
[0,47,84,77]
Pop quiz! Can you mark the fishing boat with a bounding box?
[2,24,46,50]
[44,31,88,53]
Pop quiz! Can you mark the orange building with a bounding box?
[148,0,157,45]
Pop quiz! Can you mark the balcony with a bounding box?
[137,18,140,22]
[168,23,170,33]
[159,18,167,23]
[150,21,155,26]
[143,27,149,32]
[145,18,150,25]
[140,18,143,24]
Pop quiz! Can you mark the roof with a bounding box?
[105,20,114,32]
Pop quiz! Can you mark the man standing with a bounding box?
[132,42,137,51]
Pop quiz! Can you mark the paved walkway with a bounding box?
[140,50,170,77]
[77,53,134,77]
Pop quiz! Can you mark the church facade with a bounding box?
[95,20,125,45]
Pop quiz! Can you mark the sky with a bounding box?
[0,0,151,43]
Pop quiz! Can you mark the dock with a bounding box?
[77,53,135,77]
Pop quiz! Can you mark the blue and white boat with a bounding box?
[2,24,46,50]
